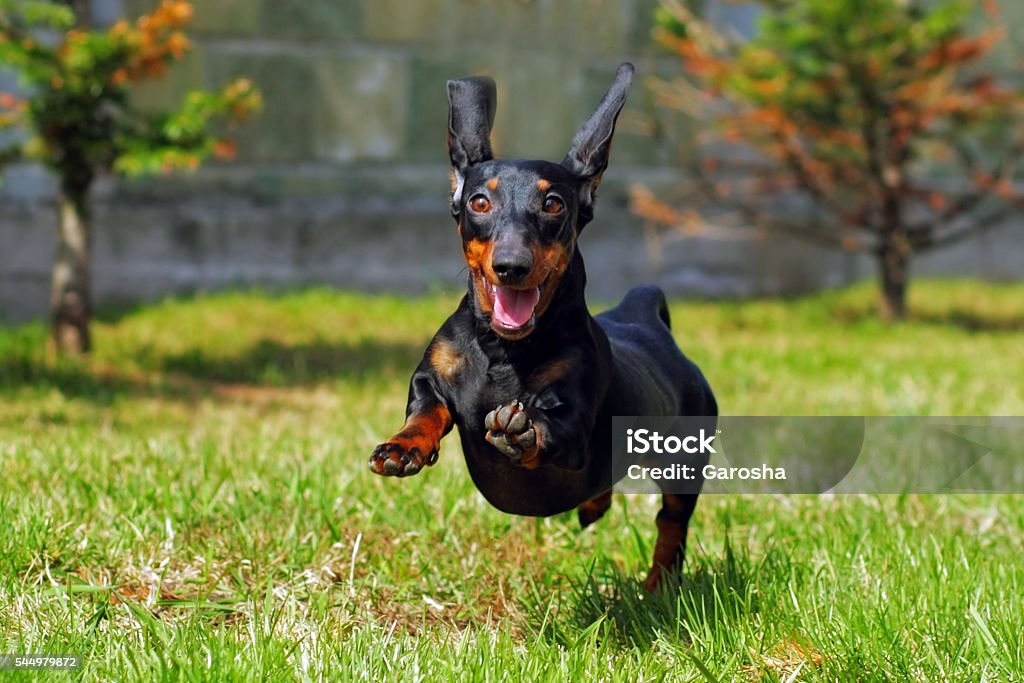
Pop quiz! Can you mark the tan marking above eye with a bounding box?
[486,177,499,191]
[537,179,551,191]
[469,195,492,213]
[542,196,564,215]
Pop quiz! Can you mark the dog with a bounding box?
[368,63,717,590]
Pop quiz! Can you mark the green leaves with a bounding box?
[0,0,74,30]
[114,79,261,176]
[0,1,259,180]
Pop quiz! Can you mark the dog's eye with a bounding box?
[542,196,564,215]
[469,195,492,214]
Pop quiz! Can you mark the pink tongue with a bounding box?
[493,286,540,329]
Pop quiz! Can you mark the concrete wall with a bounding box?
[2,0,1023,321]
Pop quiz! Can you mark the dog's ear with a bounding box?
[447,76,497,212]
[561,63,633,224]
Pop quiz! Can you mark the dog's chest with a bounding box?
[446,352,540,434]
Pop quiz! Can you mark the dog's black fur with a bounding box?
[369,63,717,589]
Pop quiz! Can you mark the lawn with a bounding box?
[1,281,1022,681]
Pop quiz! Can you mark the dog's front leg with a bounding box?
[370,371,452,478]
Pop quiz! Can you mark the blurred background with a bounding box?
[2,0,1023,323]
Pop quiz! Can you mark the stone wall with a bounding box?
[2,0,1023,321]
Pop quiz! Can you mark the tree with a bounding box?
[636,0,1024,320]
[0,0,260,352]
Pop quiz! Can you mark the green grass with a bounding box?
[1,281,1022,681]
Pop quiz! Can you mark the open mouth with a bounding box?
[483,276,543,337]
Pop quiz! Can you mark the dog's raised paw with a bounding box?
[368,441,438,477]
[484,401,538,465]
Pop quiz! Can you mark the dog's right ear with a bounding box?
[447,76,497,212]
[561,63,633,227]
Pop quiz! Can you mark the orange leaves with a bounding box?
[159,152,200,174]
[166,32,190,60]
[137,0,192,31]
[0,91,26,129]
[654,23,732,86]
[0,92,24,111]
[39,3,196,91]
[222,79,262,121]
[840,235,863,252]
[212,139,237,160]
[973,171,1017,200]
[896,74,1018,134]
[995,180,1015,200]
[105,1,196,84]
[919,28,1004,72]
[630,184,682,226]
[746,107,797,137]
[675,38,730,82]
[629,184,705,236]
[155,0,194,27]
[753,77,786,98]
[108,20,131,38]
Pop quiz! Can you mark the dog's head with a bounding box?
[446,63,634,340]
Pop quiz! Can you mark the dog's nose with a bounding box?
[491,246,534,285]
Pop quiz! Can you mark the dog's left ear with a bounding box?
[447,76,497,214]
[561,62,634,225]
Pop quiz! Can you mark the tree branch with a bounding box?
[913,205,1016,250]
[908,135,1024,235]
[773,132,878,230]
[688,156,866,251]
[907,189,993,235]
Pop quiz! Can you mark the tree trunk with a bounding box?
[64,0,92,27]
[51,176,93,354]
[877,238,909,322]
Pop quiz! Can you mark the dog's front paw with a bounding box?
[484,401,540,468]
[368,441,438,477]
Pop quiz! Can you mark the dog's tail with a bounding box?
[611,285,671,330]
[653,288,671,329]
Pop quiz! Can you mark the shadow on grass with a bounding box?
[524,540,768,650]
[156,338,424,385]
[832,305,1024,331]
[911,309,1024,332]
[0,337,424,405]
[0,357,172,407]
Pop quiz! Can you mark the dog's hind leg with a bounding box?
[577,489,613,529]
[643,491,699,592]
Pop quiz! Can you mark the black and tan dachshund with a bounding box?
[369,63,717,590]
